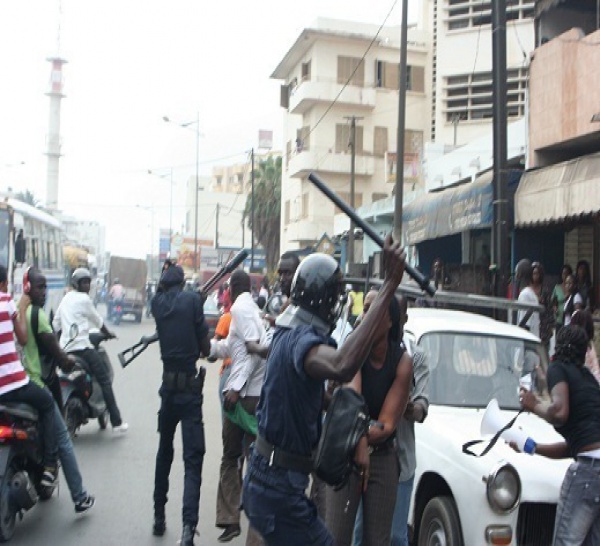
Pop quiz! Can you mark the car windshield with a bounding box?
[419,332,547,410]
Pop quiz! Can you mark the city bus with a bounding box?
[0,198,66,316]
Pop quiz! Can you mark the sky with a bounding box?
[0,0,414,259]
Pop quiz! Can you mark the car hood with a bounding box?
[417,405,570,501]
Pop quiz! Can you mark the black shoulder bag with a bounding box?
[313,386,370,489]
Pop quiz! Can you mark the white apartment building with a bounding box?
[210,151,280,194]
[428,0,535,148]
[58,213,106,269]
[183,176,251,250]
[272,18,431,251]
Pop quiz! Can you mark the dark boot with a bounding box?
[180,525,197,546]
[153,508,166,536]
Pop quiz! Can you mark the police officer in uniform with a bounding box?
[242,235,406,545]
[151,264,211,546]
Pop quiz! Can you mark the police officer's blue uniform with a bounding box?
[151,270,209,540]
[242,325,336,546]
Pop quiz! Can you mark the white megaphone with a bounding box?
[481,399,536,455]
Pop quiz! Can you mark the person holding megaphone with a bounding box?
[517,325,600,545]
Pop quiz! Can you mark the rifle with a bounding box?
[307,172,436,297]
[117,249,249,368]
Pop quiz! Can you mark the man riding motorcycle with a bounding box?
[53,268,129,433]
[108,277,125,320]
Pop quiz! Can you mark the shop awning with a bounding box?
[515,152,600,227]
[403,172,495,245]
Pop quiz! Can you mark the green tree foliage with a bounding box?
[15,190,39,208]
[244,156,281,274]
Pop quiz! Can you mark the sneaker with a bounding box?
[217,524,241,543]
[41,468,57,487]
[113,422,129,433]
[75,495,95,514]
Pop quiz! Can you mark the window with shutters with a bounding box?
[447,0,534,30]
[444,68,527,122]
[407,65,425,92]
[337,56,364,86]
[375,60,399,90]
[301,61,311,82]
[372,192,388,203]
[374,127,388,157]
[296,126,310,151]
[335,124,364,154]
[302,193,309,219]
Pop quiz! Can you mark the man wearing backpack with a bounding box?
[242,235,406,545]
[20,268,95,513]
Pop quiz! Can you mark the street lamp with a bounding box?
[163,113,200,272]
[147,168,174,254]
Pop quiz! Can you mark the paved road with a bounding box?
[11,307,250,545]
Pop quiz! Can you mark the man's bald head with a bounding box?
[229,269,251,302]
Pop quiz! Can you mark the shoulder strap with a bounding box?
[462,410,523,457]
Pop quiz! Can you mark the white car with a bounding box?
[404,309,569,546]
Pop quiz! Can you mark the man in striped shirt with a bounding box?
[0,266,57,486]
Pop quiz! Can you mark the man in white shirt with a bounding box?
[53,268,128,433]
[209,269,267,543]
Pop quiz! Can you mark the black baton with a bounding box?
[307,172,435,296]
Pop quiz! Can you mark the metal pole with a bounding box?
[251,148,255,271]
[215,203,219,249]
[492,0,509,298]
[194,111,199,273]
[348,116,356,269]
[169,168,173,255]
[394,0,409,243]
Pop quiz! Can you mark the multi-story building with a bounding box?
[209,151,280,194]
[272,18,431,251]
[58,213,106,271]
[427,0,535,148]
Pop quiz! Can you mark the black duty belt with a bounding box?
[255,434,313,474]
[162,369,205,393]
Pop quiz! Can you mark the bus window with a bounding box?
[0,209,9,267]
[31,239,39,269]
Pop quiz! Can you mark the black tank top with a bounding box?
[361,340,404,420]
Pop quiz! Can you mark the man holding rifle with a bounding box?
[242,235,406,545]
[151,263,211,546]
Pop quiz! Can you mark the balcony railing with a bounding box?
[289,77,377,114]
[287,146,376,178]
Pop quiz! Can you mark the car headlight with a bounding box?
[486,462,521,514]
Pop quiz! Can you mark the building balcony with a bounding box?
[289,79,376,115]
[288,147,376,178]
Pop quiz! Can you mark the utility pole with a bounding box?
[215,203,220,249]
[393,0,409,243]
[251,148,255,272]
[344,116,363,271]
[491,0,509,299]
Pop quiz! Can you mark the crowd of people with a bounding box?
[0,244,597,545]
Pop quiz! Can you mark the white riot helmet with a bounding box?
[71,267,92,288]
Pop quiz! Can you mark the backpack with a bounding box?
[313,386,370,489]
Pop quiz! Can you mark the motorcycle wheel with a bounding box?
[0,466,17,542]
[65,397,84,439]
[98,410,109,430]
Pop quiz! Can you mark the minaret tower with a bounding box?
[45,56,67,211]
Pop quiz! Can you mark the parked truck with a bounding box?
[108,256,147,323]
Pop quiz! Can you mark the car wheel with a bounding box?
[418,496,463,546]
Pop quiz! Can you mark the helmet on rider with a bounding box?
[72,267,92,289]
[290,253,344,329]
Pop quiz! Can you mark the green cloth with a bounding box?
[23,306,52,388]
[552,284,566,326]
[224,403,257,435]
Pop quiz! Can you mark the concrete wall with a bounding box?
[529,28,600,166]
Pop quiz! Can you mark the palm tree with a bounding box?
[15,190,39,208]
[244,156,281,274]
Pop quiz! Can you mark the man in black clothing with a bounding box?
[151,264,211,546]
